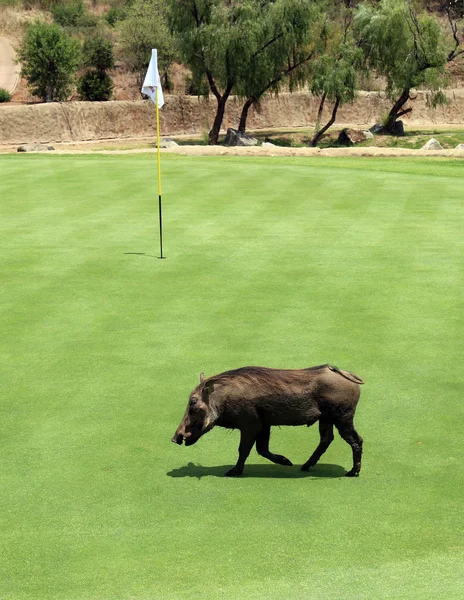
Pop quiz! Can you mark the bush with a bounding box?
[18,21,81,102]
[105,6,127,26]
[52,0,85,26]
[0,88,12,102]
[78,69,113,100]
[82,36,114,71]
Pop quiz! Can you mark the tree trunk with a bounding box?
[310,97,341,147]
[207,82,233,145]
[312,92,327,139]
[46,85,53,103]
[383,88,411,134]
[238,97,255,134]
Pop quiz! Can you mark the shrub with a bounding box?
[18,21,81,102]
[82,36,114,71]
[0,88,12,102]
[105,6,127,26]
[78,69,113,100]
[52,0,85,27]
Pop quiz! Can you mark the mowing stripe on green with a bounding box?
[1,155,463,599]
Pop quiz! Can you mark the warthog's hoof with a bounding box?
[275,455,293,467]
[225,467,243,477]
[345,469,360,477]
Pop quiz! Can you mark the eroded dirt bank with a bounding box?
[2,90,464,146]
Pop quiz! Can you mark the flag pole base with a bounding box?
[158,256,166,259]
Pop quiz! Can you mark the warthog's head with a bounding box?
[172,373,217,447]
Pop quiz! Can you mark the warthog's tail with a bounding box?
[328,365,365,385]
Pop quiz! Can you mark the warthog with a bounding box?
[172,364,365,477]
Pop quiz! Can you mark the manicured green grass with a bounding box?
[1,154,463,600]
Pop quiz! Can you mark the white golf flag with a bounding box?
[141,49,164,108]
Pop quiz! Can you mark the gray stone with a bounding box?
[369,121,405,136]
[224,128,258,147]
[261,141,277,147]
[158,138,178,148]
[454,143,464,150]
[369,123,384,134]
[337,128,372,146]
[363,130,374,140]
[388,120,405,136]
[17,143,54,152]
[421,138,444,151]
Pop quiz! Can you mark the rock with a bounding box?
[224,128,258,147]
[337,128,372,146]
[454,143,464,150]
[421,138,443,151]
[370,121,405,136]
[389,120,405,136]
[369,123,384,134]
[363,130,374,140]
[17,143,54,152]
[261,141,277,147]
[158,138,178,148]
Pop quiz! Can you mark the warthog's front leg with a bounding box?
[256,425,293,466]
[225,426,261,477]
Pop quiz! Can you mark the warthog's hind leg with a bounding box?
[335,420,363,477]
[255,425,293,467]
[301,420,334,471]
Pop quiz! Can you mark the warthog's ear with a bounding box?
[202,379,215,399]
[200,372,205,383]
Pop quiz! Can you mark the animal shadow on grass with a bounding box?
[167,462,346,479]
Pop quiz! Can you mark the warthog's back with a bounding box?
[208,364,363,427]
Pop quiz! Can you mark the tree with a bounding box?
[167,0,241,144]
[234,0,321,134]
[309,15,363,146]
[78,35,115,101]
[18,21,81,102]
[354,0,449,134]
[118,0,176,91]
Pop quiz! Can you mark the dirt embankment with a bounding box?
[2,90,464,146]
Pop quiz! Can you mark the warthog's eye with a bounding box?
[190,398,198,407]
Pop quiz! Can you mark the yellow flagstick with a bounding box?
[155,84,165,259]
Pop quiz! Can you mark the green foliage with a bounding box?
[18,21,81,102]
[78,69,113,100]
[234,0,321,100]
[118,0,176,88]
[354,0,448,98]
[310,38,363,105]
[0,88,12,102]
[105,6,127,26]
[52,0,85,27]
[52,0,100,28]
[81,35,114,71]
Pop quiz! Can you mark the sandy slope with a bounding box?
[0,36,20,93]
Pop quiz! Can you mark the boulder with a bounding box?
[370,121,405,136]
[261,141,277,147]
[454,143,464,150]
[17,143,55,152]
[388,120,405,136]
[421,138,443,151]
[337,128,372,146]
[224,128,258,147]
[369,123,384,134]
[158,138,178,148]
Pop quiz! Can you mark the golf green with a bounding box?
[1,154,463,599]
